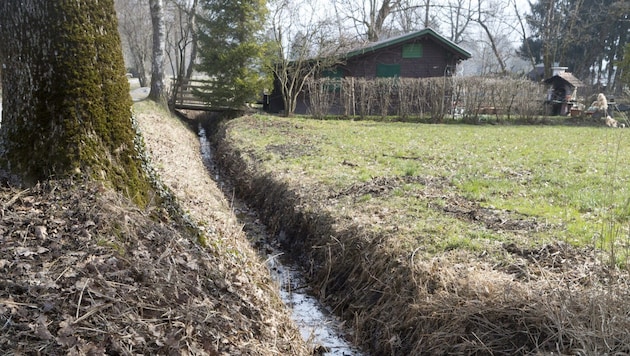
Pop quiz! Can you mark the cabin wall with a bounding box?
[265,35,465,114]
[342,39,453,78]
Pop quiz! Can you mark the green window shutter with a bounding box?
[322,68,343,78]
[322,68,342,92]
[376,64,400,78]
[402,43,423,58]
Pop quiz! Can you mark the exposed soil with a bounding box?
[0,102,310,355]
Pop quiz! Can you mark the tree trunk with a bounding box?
[542,0,556,79]
[424,0,430,28]
[149,0,167,103]
[0,0,153,206]
[367,0,394,42]
[185,0,200,81]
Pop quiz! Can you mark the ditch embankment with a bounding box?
[205,113,630,355]
[0,101,313,355]
[195,119,364,356]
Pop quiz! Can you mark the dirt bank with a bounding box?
[0,102,309,355]
[211,114,630,355]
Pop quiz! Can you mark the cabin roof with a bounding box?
[343,28,472,61]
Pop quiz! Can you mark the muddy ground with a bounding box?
[0,101,310,355]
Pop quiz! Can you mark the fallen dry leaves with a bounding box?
[0,101,309,355]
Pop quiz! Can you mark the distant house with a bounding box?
[265,28,472,114]
[526,63,545,82]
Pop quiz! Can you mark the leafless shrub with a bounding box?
[396,78,421,119]
[375,78,396,118]
[425,77,451,122]
[353,78,377,119]
[512,79,545,120]
[303,76,546,121]
[306,78,338,119]
[339,77,356,116]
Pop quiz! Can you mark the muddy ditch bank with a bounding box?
[198,113,630,355]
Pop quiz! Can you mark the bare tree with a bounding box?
[183,0,199,80]
[526,0,569,79]
[473,0,518,74]
[440,0,477,44]
[513,0,537,72]
[423,0,431,28]
[332,0,406,41]
[268,0,343,116]
[164,0,199,105]
[149,0,167,103]
[392,0,439,33]
[115,0,152,86]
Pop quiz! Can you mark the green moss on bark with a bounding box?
[0,0,153,206]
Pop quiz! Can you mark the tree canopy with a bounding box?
[520,0,629,90]
[195,0,270,108]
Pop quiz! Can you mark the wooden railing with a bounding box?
[169,79,234,111]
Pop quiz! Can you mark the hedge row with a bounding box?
[305,76,547,122]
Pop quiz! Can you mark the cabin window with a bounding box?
[322,68,343,79]
[402,43,423,58]
[322,68,343,92]
[376,63,400,78]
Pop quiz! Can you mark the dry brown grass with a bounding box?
[214,115,630,355]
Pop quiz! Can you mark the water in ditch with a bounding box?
[198,124,364,356]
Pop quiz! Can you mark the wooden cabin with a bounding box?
[265,28,471,114]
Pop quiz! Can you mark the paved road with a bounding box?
[130,87,150,102]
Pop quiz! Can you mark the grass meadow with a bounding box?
[217,113,630,353]
[231,115,630,266]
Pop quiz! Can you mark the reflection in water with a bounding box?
[268,254,364,356]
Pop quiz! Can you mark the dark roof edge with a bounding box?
[344,28,472,60]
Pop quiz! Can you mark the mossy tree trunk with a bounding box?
[0,0,153,206]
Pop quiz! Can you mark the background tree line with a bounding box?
[520,0,629,93]
[113,0,629,118]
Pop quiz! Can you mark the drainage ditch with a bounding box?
[197,124,365,355]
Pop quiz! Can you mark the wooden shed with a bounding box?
[265,28,471,114]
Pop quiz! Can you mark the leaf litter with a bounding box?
[0,101,310,355]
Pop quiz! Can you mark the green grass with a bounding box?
[227,115,630,263]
